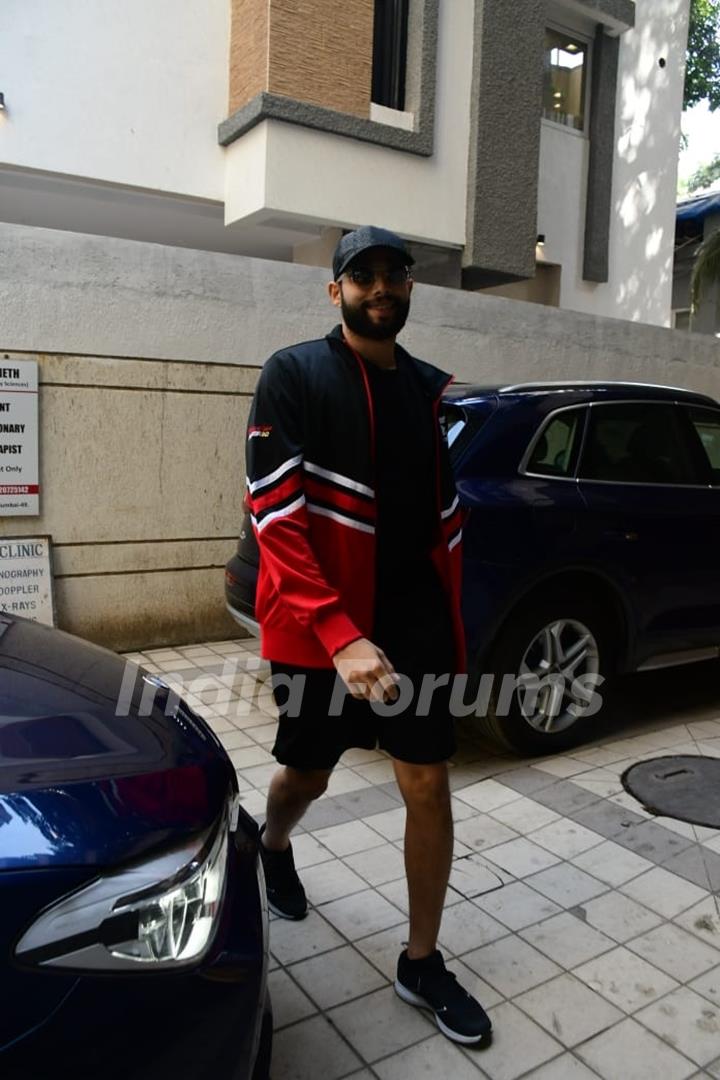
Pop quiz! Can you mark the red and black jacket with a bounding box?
[245,325,465,670]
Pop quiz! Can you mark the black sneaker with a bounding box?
[395,949,492,1044]
[258,825,307,920]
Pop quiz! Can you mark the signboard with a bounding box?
[0,359,39,516]
[0,535,55,626]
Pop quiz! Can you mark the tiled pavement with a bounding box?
[125,639,720,1080]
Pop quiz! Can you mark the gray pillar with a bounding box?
[583,27,620,283]
[463,0,545,288]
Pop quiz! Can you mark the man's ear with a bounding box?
[327,280,342,308]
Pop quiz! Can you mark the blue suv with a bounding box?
[226,381,720,754]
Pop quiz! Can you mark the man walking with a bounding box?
[245,226,491,1044]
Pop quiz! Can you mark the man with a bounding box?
[245,226,491,1044]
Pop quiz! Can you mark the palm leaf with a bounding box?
[690,226,720,311]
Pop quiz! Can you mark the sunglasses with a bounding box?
[342,265,412,287]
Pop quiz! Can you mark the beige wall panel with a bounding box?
[53,567,239,652]
[25,385,252,544]
[229,0,270,114]
[268,0,373,117]
[53,538,237,577]
[40,353,260,395]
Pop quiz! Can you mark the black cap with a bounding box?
[332,226,415,280]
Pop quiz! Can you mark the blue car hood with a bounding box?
[0,616,232,870]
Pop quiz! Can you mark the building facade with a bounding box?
[0,0,690,325]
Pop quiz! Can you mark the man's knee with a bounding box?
[394,762,451,812]
[283,766,332,802]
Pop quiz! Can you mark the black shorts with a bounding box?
[269,572,457,771]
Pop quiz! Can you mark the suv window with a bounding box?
[526,408,584,478]
[687,406,720,485]
[441,400,496,463]
[578,403,700,485]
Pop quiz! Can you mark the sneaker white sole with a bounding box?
[394,980,491,1045]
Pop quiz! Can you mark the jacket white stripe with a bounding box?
[246,454,303,495]
[441,495,459,520]
[303,460,374,499]
[448,529,463,552]
[252,494,306,532]
[307,502,375,534]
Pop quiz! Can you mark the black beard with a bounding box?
[340,293,410,341]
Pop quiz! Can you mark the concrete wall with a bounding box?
[2,223,720,649]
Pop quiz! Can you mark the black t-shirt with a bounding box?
[365,355,454,670]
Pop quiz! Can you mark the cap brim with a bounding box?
[335,244,414,280]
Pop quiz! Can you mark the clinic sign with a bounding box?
[0,536,55,626]
[0,359,39,516]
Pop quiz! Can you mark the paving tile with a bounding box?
[290,945,388,1009]
[267,968,317,1028]
[520,911,616,969]
[620,866,709,919]
[344,843,407,887]
[571,839,654,886]
[450,853,512,898]
[445,956,504,1008]
[526,863,607,908]
[328,985,434,1063]
[709,1058,720,1080]
[324,769,372,798]
[628,923,720,982]
[481,837,561,878]
[312,820,387,857]
[529,818,605,859]
[636,986,720,1066]
[689,964,720,1007]
[612,820,694,862]
[339,747,386,766]
[352,760,398,785]
[522,1053,602,1079]
[475,880,563,931]
[218,727,256,749]
[319,889,405,941]
[576,1016,695,1080]
[569,769,624,798]
[290,832,336,870]
[661,845,720,892]
[493,766,557,796]
[489,796,561,833]
[334,785,401,819]
[531,757,590,778]
[460,1002,561,1080]
[569,797,647,838]
[577,891,662,943]
[454,813,519,852]
[530,781,600,816]
[268,910,345,966]
[453,778,523,813]
[302,859,368,905]
[433,899,508,956]
[239,789,267,818]
[362,806,407,841]
[270,1014,362,1080]
[674,895,720,948]
[353,924,410,980]
[573,946,679,1012]
[462,935,562,997]
[515,972,623,1046]
[374,1033,485,1079]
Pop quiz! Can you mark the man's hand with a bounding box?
[333,638,399,703]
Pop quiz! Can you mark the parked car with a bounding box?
[226,381,720,754]
[0,613,271,1080]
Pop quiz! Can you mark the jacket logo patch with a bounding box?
[248,425,273,439]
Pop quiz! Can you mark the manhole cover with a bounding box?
[622,755,720,828]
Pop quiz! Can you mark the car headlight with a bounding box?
[15,802,232,972]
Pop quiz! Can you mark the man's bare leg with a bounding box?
[392,759,453,959]
[262,766,333,851]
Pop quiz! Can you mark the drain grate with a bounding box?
[622,755,720,828]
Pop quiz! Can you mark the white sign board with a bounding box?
[0,359,40,516]
[0,536,55,626]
